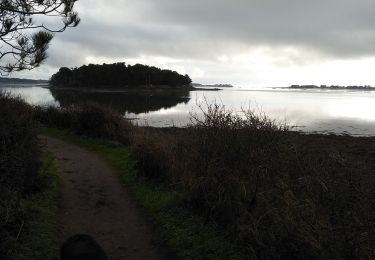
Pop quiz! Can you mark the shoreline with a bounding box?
[142,125,375,139]
[4,91,374,258]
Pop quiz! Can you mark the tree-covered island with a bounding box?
[50,62,192,89]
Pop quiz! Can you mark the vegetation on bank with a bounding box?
[39,127,247,259]
[0,93,59,260]
[14,151,60,260]
[33,102,131,143]
[2,91,375,259]
[33,101,375,259]
[50,63,192,88]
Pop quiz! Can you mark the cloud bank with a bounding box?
[14,0,375,86]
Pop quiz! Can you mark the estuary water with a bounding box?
[2,84,375,136]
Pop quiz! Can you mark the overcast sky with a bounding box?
[14,0,375,87]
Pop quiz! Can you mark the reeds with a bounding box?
[28,99,375,258]
[131,104,375,259]
[33,102,132,143]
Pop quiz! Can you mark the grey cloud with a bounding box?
[26,0,375,78]
[142,0,375,57]
[52,1,375,62]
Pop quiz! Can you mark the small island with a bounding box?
[50,62,193,89]
[289,84,375,90]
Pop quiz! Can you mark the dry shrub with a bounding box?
[130,104,375,259]
[32,106,74,130]
[20,95,375,258]
[129,127,179,181]
[34,102,132,142]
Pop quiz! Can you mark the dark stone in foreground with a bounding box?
[60,234,108,260]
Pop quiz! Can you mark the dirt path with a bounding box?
[39,135,166,260]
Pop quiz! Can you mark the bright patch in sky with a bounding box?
[12,0,375,87]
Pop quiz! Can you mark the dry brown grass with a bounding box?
[32,100,375,259]
[129,104,375,259]
[33,102,132,143]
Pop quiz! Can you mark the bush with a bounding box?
[184,105,288,223]
[129,104,375,259]
[0,92,43,259]
[33,102,132,143]
[25,97,375,258]
[0,92,40,194]
[130,127,179,182]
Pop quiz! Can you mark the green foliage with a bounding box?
[36,102,375,259]
[131,104,375,259]
[40,127,249,259]
[0,93,59,259]
[0,92,40,194]
[33,102,132,143]
[0,0,79,74]
[50,63,192,88]
[12,151,60,260]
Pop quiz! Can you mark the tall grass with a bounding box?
[130,104,375,259]
[33,102,132,143]
[32,99,375,259]
[0,92,47,259]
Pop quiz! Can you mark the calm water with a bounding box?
[2,85,375,136]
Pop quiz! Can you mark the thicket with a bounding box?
[31,101,375,259]
[50,63,192,88]
[130,105,375,259]
[0,93,50,259]
[33,103,132,143]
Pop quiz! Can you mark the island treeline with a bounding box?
[50,63,192,88]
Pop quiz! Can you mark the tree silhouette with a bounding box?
[50,63,193,88]
[0,0,80,75]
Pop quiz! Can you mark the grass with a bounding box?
[0,92,59,259]
[130,105,375,259]
[29,100,375,258]
[35,102,375,259]
[39,126,249,259]
[33,102,132,143]
[8,151,60,260]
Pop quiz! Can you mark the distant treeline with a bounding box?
[290,84,375,90]
[0,77,48,84]
[50,63,192,88]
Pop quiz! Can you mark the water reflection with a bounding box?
[132,89,375,136]
[1,85,375,136]
[49,88,191,114]
[0,86,58,106]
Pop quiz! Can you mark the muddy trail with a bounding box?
[39,135,167,260]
